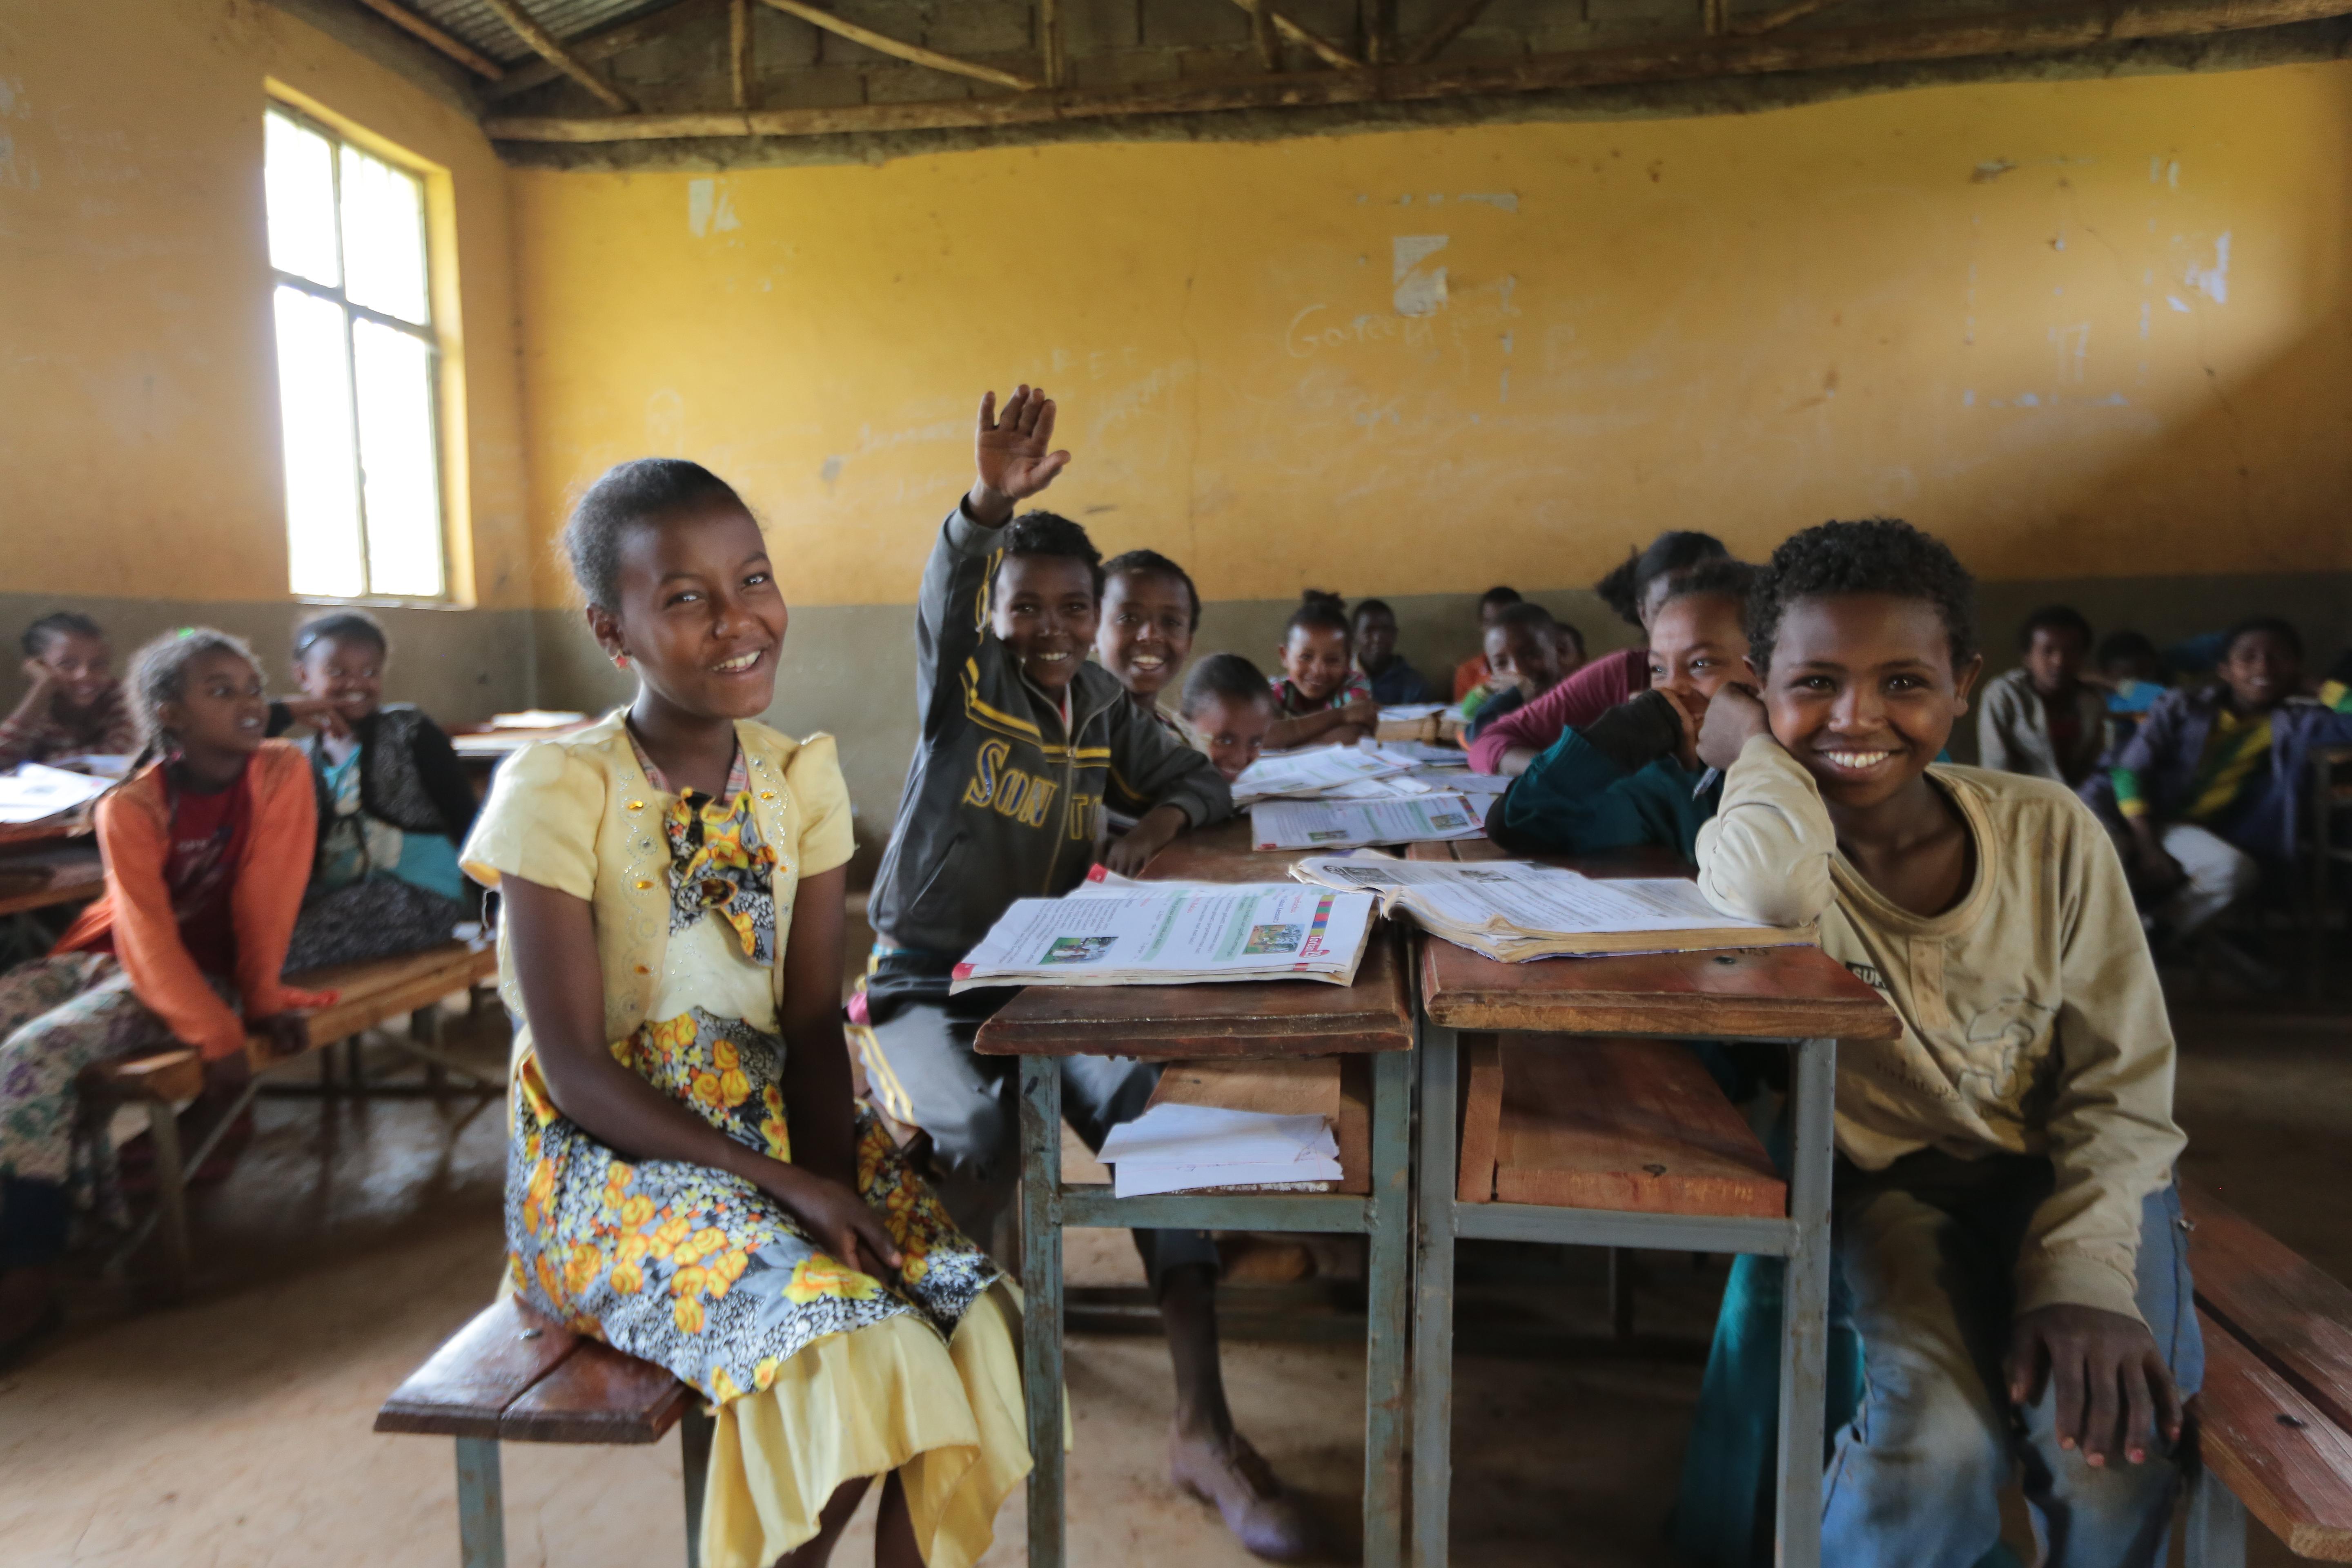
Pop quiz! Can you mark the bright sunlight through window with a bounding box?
[265,107,445,600]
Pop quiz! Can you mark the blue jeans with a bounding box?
[1821,1156,2203,1568]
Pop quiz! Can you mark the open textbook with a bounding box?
[951,882,1376,991]
[1290,852,1813,960]
[1098,1103,1342,1198]
[1251,793,1486,852]
[0,762,112,826]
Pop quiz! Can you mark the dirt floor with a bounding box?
[0,992,2341,1567]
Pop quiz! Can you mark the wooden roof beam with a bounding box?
[1737,0,1862,34]
[478,0,637,110]
[348,0,505,78]
[1221,0,1363,69]
[483,0,726,101]
[1405,0,1492,64]
[757,0,1040,91]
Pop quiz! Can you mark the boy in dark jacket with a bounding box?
[861,386,1314,1559]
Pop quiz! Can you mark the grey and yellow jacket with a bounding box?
[868,503,1233,986]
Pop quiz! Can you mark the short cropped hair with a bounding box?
[1746,519,1977,676]
[1286,590,1351,643]
[1181,653,1275,719]
[1477,586,1522,613]
[1494,601,1556,636]
[2017,604,2092,651]
[22,612,103,658]
[127,627,260,754]
[1595,530,1731,628]
[564,458,746,610]
[994,510,1105,598]
[1102,548,1199,630]
[1354,598,1396,624]
[293,609,389,663]
[2223,614,2303,661]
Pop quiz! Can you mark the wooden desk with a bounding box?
[0,842,105,918]
[1405,840,1900,1568]
[973,819,1417,1568]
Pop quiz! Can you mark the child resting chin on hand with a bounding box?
[1267,591,1376,751]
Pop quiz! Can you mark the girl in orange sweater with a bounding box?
[0,629,329,1358]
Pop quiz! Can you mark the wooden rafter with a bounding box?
[1704,0,1729,33]
[757,0,1039,91]
[478,0,637,110]
[1041,0,1067,88]
[1405,0,1493,65]
[1737,0,1861,33]
[348,0,504,78]
[1249,0,1280,70]
[1221,0,1363,69]
[486,0,2352,143]
[484,0,724,101]
[730,0,753,106]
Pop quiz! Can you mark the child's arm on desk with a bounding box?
[1266,697,1375,751]
[1690,686,1836,927]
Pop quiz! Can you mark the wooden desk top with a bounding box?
[971,816,1414,1060]
[1409,840,1904,1041]
[0,842,104,919]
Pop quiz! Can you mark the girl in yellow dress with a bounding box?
[461,459,1028,1568]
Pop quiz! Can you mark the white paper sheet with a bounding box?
[1250,794,1486,851]
[1100,1103,1342,1198]
[1376,704,1447,722]
[1229,745,1415,803]
[1295,854,1777,938]
[0,762,111,824]
[950,883,1375,990]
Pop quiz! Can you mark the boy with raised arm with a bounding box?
[1693,520,2197,1567]
[859,386,1317,1559]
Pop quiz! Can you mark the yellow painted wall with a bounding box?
[0,0,533,609]
[514,62,2352,609]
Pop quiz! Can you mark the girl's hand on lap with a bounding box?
[2005,1303,2181,1467]
[762,1164,903,1281]
[967,385,1072,524]
[1696,682,1771,771]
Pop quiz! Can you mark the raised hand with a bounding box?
[967,385,1073,526]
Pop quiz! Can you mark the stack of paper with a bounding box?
[951,882,1376,991]
[0,762,112,825]
[1098,1103,1343,1198]
[1251,794,1486,852]
[1229,746,1418,804]
[1290,852,1814,960]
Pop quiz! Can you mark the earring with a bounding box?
[613,653,630,669]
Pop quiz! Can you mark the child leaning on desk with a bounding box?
[1688,519,2196,1568]
[855,387,1319,1559]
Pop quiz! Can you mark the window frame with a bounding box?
[265,100,453,606]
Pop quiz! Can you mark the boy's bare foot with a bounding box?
[1169,1423,1319,1561]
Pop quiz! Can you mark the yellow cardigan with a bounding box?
[459,712,857,1057]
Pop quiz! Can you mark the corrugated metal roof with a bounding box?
[407,0,672,66]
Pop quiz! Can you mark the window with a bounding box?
[263,105,445,599]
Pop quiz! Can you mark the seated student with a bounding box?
[0,629,328,1357]
[1266,590,1377,751]
[464,457,1027,1568]
[0,612,137,770]
[1468,530,1730,775]
[1693,519,2197,1568]
[1450,586,1522,701]
[857,388,1313,1558]
[2096,630,2167,751]
[1097,548,1200,744]
[1550,618,1589,681]
[1181,654,1278,784]
[2084,615,2352,948]
[1976,605,2107,787]
[1352,599,1433,705]
[272,612,478,974]
[1488,559,1753,856]
[1460,602,1567,736]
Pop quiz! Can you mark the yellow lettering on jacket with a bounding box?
[963,738,1058,830]
[962,739,1011,808]
[1068,792,1100,841]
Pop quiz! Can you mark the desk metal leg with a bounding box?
[1364,1047,1414,1568]
[1020,1054,1067,1568]
[1412,1022,1460,1568]
[679,1401,715,1568]
[1774,1036,1837,1568]
[453,1435,506,1568]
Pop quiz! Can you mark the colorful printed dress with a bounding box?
[463,715,1028,1568]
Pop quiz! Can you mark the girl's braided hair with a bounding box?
[126,627,260,756]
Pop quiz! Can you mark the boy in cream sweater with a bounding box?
[1694,520,2197,1567]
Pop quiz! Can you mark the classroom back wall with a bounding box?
[515,61,2352,831]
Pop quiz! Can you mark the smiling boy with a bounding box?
[1694,520,2197,1567]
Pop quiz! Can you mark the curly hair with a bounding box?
[1746,519,1976,676]
[1102,548,1199,630]
[1180,653,1275,719]
[21,612,103,659]
[1594,531,1730,628]
[563,459,746,610]
[127,627,260,755]
[1285,589,1351,644]
[292,608,389,663]
[993,510,1104,598]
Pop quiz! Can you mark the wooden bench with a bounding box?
[376,1296,713,1568]
[80,939,500,1288]
[2182,1185,2352,1564]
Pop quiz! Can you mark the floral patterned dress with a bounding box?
[505,752,1004,1406]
